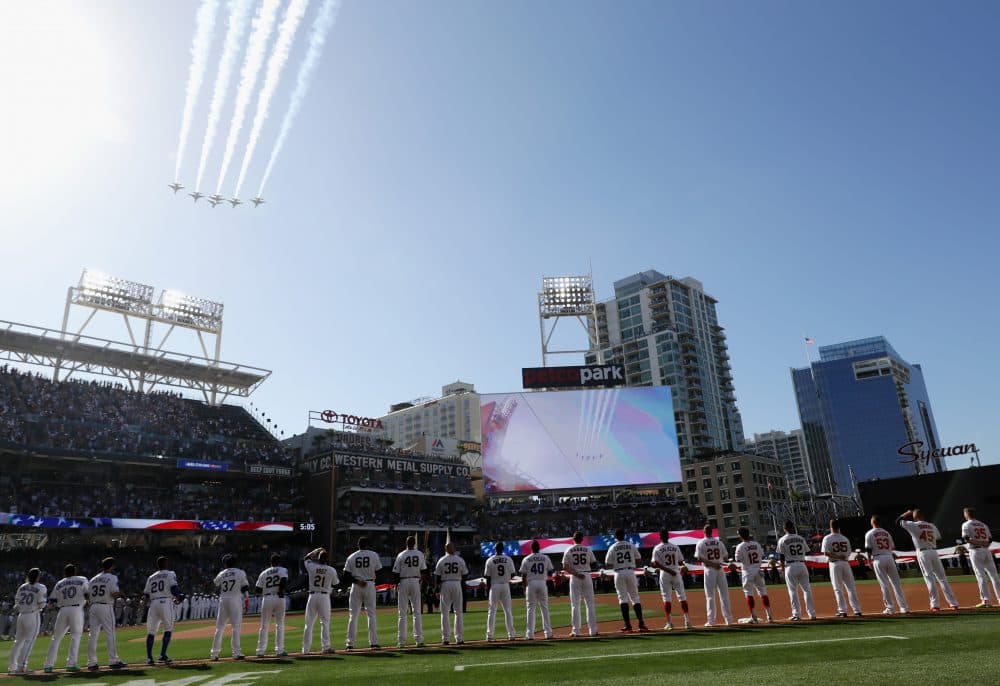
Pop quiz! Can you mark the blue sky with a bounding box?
[0,1,997,469]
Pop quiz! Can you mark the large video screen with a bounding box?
[480,387,680,492]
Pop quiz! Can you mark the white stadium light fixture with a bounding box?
[75,268,155,315]
[157,289,224,332]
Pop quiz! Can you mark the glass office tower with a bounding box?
[792,336,942,496]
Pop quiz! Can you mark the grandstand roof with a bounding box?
[0,320,270,400]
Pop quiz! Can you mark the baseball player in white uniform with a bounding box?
[392,536,427,648]
[777,521,816,621]
[821,520,862,617]
[7,568,47,675]
[483,542,517,641]
[605,529,648,632]
[345,537,383,650]
[210,555,250,660]
[898,508,959,611]
[433,542,468,645]
[255,553,289,656]
[519,540,554,640]
[143,556,184,665]
[302,547,339,654]
[695,524,733,627]
[734,528,773,624]
[961,507,1000,608]
[651,529,691,630]
[561,531,598,637]
[43,564,90,672]
[864,514,909,615]
[86,558,127,670]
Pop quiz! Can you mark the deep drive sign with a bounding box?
[522,364,625,389]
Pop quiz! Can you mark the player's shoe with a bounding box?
[808,615,817,620]
[882,608,894,615]
[322,648,335,654]
[234,655,245,660]
[87,665,100,672]
[416,643,425,648]
[256,653,265,658]
[344,644,353,651]
[456,640,465,645]
[370,645,381,651]
[544,634,553,640]
[43,667,54,674]
[836,612,847,618]
[145,659,155,666]
[975,602,991,609]
[276,651,288,657]
[854,612,862,617]
[949,605,960,611]
[110,662,127,669]
[210,656,219,662]
[663,622,674,630]
[66,665,80,672]
[788,615,800,621]
[684,618,692,630]
[397,643,405,649]
[703,622,716,628]
[158,656,172,665]
[637,624,650,633]
[569,632,579,638]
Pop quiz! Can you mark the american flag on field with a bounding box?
[201,521,236,531]
[804,337,816,344]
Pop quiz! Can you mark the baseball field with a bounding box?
[3,577,997,685]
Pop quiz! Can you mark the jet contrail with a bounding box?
[215,0,282,195]
[257,0,341,197]
[193,0,252,191]
[173,0,220,183]
[233,0,310,198]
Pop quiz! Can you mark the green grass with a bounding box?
[2,583,996,686]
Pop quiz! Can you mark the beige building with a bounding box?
[379,381,480,452]
[681,451,789,544]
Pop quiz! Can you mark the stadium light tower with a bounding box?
[538,274,601,366]
[57,269,229,403]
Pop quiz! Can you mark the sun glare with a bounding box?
[0,2,125,196]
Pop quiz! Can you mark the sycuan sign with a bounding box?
[898,440,979,466]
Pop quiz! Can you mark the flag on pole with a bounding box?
[804,337,816,345]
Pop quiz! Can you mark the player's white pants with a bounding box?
[614,570,641,605]
[86,604,120,666]
[658,571,687,602]
[256,595,286,654]
[916,549,958,609]
[702,567,732,625]
[347,582,378,647]
[872,557,908,613]
[828,561,862,614]
[210,597,244,658]
[783,562,815,619]
[741,569,767,598]
[524,580,552,639]
[439,581,464,643]
[568,575,598,636]
[969,548,1000,604]
[146,598,175,634]
[396,578,423,645]
[303,593,331,652]
[45,606,84,668]
[8,612,40,672]
[486,584,514,640]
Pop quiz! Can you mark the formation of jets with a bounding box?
[167,183,265,208]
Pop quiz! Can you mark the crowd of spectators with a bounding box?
[477,494,706,541]
[2,473,312,523]
[0,366,290,465]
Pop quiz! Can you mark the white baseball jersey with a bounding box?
[345,550,382,582]
[144,570,178,601]
[605,541,641,570]
[434,554,468,582]
[303,559,339,593]
[255,566,289,595]
[962,519,992,548]
[214,567,249,598]
[392,549,427,579]
[88,572,120,604]
[562,544,597,574]
[777,533,809,562]
[695,537,728,566]
[520,553,554,582]
[901,520,940,550]
[735,540,764,572]
[865,527,896,557]
[484,554,516,584]
[821,533,852,561]
[652,541,683,573]
[52,576,90,607]
[14,582,47,613]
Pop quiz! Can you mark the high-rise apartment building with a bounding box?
[379,381,480,450]
[585,270,744,462]
[792,337,941,496]
[745,429,813,495]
